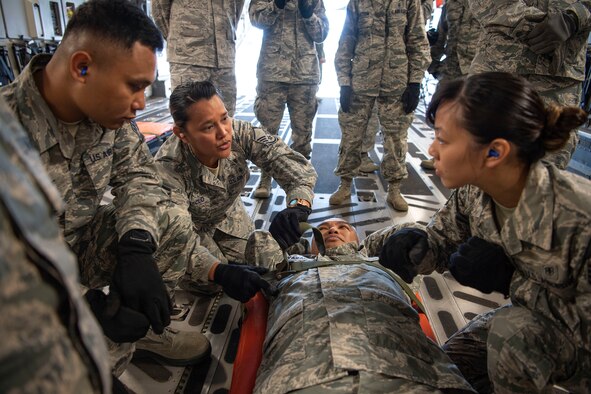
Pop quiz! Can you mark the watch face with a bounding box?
[289,199,298,207]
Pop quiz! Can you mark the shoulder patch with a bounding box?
[255,134,279,146]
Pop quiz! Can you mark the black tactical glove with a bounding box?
[112,229,172,335]
[449,237,515,296]
[269,205,312,250]
[298,0,317,18]
[340,85,353,113]
[427,60,442,79]
[275,0,287,9]
[426,27,439,46]
[401,83,421,114]
[85,289,150,343]
[213,264,277,302]
[526,11,578,55]
[379,228,429,283]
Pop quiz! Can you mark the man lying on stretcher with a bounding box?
[244,218,476,394]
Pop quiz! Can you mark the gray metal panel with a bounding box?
[0,2,7,38]
[1,0,29,39]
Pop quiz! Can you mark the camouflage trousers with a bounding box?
[195,225,253,266]
[73,203,195,375]
[527,74,582,170]
[169,63,237,116]
[362,105,379,155]
[254,80,319,159]
[335,94,413,182]
[443,304,591,393]
[75,203,194,292]
[290,371,459,393]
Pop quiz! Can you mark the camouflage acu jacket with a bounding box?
[254,241,475,393]
[249,0,329,84]
[413,161,591,353]
[0,96,110,393]
[1,54,166,248]
[446,0,480,75]
[468,0,591,81]
[335,0,430,96]
[152,0,245,68]
[155,119,317,278]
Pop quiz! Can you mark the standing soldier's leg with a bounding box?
[377,96,411,211]
[331,94,375,205]
[487,306,584,393]
[286,83,319,159]
[253,80,288,198]
[76,204,211,372]
[360,104,380,173]
[212,67,238,117]
[528,75,582,170]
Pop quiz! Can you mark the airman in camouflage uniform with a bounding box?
[331,0,430,211]
[0,96,111,393]
[429,0,480,81]
[361,0,433,174]
[1,0,209,373]
[245,220,475,394]
[468,0,591,169]
[381,73,591,392]
[249,0,329,198]
[151,0,245,116]
[156,118,317,284]
[403,163,591,392]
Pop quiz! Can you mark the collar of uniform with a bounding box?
[16,54,60,154]
[503,162,554,253]
[182,142,227,190]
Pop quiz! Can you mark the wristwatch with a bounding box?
[287,198,311,209]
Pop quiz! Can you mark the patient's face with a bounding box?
[317,219,359,249]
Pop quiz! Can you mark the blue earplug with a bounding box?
[488,149,499,158]
[81,66,88,76]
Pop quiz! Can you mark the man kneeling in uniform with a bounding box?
[246,218,475,393]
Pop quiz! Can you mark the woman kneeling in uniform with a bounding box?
[380,71,591,393]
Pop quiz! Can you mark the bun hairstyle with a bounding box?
[543,103,588,153]
[426,72,588,165]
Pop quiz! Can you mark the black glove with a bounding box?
[298,0,317,18]
[449,237,515,296]
[85,289,150,343]
[526,11,578,55]
[426,27,439,46]
[427,60,442,79]
[269,205,311,250]
[213,264,277,302]
[274,0,287,9]
[379,228,429,283]
[112,229,172,335]
[340,85,353,113]
[401,83,421,114]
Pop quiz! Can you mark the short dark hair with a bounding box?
[426,72,587,165]
[169,81,224,128]
[63,0,163,52]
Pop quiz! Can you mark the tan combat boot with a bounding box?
[135,327,211,366]
[329,178,352,205]
[253,173,272,198]
[387,183,408,211]
[359,154,379,173]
